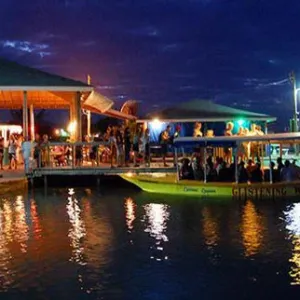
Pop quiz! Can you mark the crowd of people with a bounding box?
[179,155,300,183]
[0,134,24,170]
[1,120,300,184]
[177,121,300,183]
[27,122,151,170]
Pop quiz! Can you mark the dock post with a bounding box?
[44,175,47,189]
[268,141,273,184]
[174,147,179,182]
[96,176,100,187]
[234,144,238,184]
[203,143,207,183]
[30,176,34,187]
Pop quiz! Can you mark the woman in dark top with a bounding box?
[238,161,249,183]
[124,125,131,166]
[250,163,263,183]
[180,158,194,180]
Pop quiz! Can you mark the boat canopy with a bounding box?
[173,132,300,147]
[139,99,276,123]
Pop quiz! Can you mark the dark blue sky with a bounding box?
[0,0,299,128]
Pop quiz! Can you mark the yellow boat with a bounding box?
[121,132,300,199]
[121,173,300,199]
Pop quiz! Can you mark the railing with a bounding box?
[28,141,173,172]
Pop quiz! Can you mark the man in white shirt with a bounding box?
[22,137,32,174]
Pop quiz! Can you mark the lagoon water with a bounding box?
[0,186,300,299]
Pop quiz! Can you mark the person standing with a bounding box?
[33,134,42,168]
[41,134,50,167]
[22,137,32,174]
[115,125,124,167]
[224,122,234,164]
[159,125,171,167]
[124,123,131,167]
[8,135,17,170]
[141,128,150,166]
[132,126,141,167]
[193,122,203,137]
[0,137,4,170]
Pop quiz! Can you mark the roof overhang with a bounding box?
[0,86,93,92]
[105,109,137,120]
[137,117,277,123]
[174,132,300,147]
[83,104,136,120]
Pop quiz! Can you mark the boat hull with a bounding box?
[120,174,300,199]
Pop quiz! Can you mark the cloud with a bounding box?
[97,85,124,90]
[128,26,161,37]
[160,43,180,53]
[178,85,198,91]
[0,39,52,58]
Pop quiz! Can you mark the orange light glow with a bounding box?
[241,201,263,257]
[202,207,219,247]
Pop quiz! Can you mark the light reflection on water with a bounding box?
[143,203,169,261]
[0,190,299,298]
[66,189,86,266]
[202,207,219,247]
[241,201,263,257]
[284,203,300,285]
[125,197,136,232]
[30,199,42,240]
[0,196,29,289]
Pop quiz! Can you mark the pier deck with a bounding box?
[30,164,176,177]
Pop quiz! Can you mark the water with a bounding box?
[0,187,300,299]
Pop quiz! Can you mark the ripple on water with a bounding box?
[0,190,299,298]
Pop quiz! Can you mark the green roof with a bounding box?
[0,58,91,88]
[146,99,276,122]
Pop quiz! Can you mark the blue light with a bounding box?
[237,119,245,126]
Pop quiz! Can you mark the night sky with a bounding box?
[0,0,299,129]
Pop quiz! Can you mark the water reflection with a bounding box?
[15,196,29,253]
[285,203,300,285]
[125,197,136,232]
[202,207,219,247]
[66,189,86,265]
[0,196,29,289]
[30,199,42,240]
[144,203,169,261]
[0,199,13,289]
[241,201,263,257]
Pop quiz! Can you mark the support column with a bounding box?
[69,95,76,141]
[22,91,29,138]
[264,122,268,134]
[87,74,92,138]
[30,104,35,141]
[74,91,82,142]
[69,92,82,142]
[87,110,91,137]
